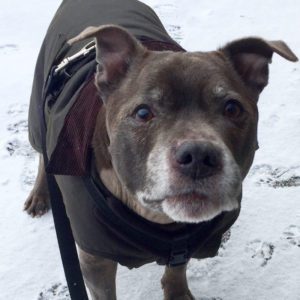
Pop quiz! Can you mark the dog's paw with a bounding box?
[162,280,195,300]
[246,239,275,267]
[24,189,50,217]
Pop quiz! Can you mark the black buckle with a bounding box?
[168,249,189,267]
[168,236,189,267]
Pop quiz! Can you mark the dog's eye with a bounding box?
[134,105,154,122]
[223,100,244,119]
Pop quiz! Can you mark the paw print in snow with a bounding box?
[153,4,183,43]
[0,44,18,54]
[246,240,275,267]
[250,164,300,188]
[7,119,28,133]
[38,283,69,300]
[6,139,35,157]
[282,225,300,247]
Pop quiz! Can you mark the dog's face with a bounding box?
[105,51,257,223]
[70,26,297,223]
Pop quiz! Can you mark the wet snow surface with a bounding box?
[0,0,299,299]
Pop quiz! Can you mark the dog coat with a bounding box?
[28,0,240,268]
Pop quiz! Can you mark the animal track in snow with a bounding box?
[5,103,38,190]
[6,104,28,133]
[7,119,28,133]
[0,44,18,53]
[246,240,275,267]
[167,24,182,43]
[21,165,37,188]
[250,164,300,188]
[6,138,35,158]
[7,103,27,116]
[5,104,34,157]
[37,283,69,300]
[6,139,20,156]
[262,114,280,127]
[153,4,183,43]
[282,225,300,247]
[0,44,17,49]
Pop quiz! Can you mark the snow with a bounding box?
[1,0,299,299]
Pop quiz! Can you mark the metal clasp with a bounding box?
[54,41,96,74]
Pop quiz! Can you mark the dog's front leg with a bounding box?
[79,248,117,300]
[24,154,50,217]
[161,263,195,300]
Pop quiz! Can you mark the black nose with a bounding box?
[174,142,223,179]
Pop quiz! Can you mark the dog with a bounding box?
[24,0,298,299]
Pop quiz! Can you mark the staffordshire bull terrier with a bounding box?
[24,0,298,299]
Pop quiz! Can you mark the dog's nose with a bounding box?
[173,142,223,179]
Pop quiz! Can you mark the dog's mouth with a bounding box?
[142,190,207,204]
[165,191,208,203]
[162,190,224,223]
[140,185,239,223]
[142,189,211,211]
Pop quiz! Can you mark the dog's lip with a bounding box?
[143,191,208,204]
[165,192,208,202]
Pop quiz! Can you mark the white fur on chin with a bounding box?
[136,138,241,223]
[161,196,239,223]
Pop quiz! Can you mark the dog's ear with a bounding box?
[221,38,298,101]
[69,25,146,101]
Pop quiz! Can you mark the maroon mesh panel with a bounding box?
[47,39,185,176]
[46,76,101,175]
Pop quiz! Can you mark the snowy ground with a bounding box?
[0,0,299,299]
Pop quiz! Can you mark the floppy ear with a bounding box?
[68,25,146,101]
[221,38,298,101]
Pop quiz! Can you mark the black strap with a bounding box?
[41,59,89,299]
[45,173,89,300]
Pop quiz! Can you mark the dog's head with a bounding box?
[70,25,297,223]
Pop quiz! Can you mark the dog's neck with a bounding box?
[99,168,173,224]
[92,105,173,225]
